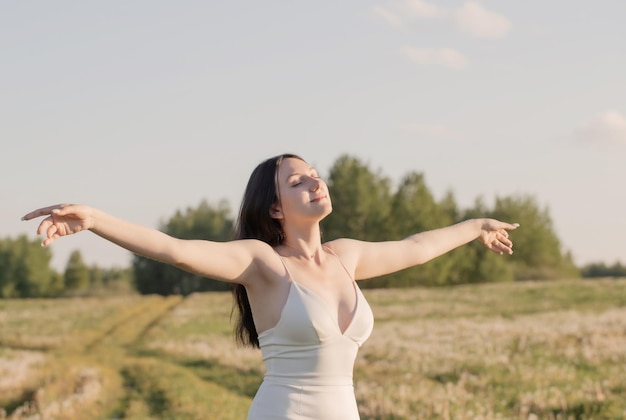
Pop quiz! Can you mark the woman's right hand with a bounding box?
[22,204,95,246]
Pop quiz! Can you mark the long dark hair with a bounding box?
[231,153,304,347]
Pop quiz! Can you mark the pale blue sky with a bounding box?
[2,1,624,271]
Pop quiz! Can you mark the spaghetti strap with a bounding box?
[273,248,295,283]
[323,245,354,281]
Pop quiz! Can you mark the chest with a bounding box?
[282,259,357,330]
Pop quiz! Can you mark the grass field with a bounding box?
[1,279,625,419]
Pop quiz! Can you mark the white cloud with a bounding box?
[406,0,445,19]
[400,46,469,70]
[374,0,511,39]
[574,111,626,147]
[454,1,512,39]
[372,6,406,29]
[372,0,444,30]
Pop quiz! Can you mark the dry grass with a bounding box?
[0,349,47,412]
[0,295,150,351]
[142,292,263,372]
[355,280,626,419]
[1,279,625,419]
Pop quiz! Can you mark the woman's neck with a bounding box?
[280,241,322,260]
[279,224,323,261]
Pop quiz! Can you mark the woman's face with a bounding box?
[273,157,332,223]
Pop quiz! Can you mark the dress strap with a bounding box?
[272,248,295,283]
[322,245,355,281]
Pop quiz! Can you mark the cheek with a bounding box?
[278,192,300,211]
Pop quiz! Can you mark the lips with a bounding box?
[310,195,326,202]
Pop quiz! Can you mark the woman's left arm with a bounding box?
[330,218,519,280]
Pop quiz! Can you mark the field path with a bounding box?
[83,295,183,353]
[2,294,250,419]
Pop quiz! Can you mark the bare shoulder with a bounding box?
[325,238,364,253]
[324,238,363,270]
[235,239,285,286]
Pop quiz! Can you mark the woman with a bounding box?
[22,153,518,419]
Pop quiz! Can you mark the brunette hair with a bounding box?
[231,153,304,347]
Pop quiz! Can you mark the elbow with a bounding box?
[169,254,204,277]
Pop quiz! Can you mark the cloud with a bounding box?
[372,6,407,29]
[574,111,626,147]
[372,0,444,30]
[454,1,512,39]
[373,0,511,39]
[406,0,445,19]
[400,46,469,70]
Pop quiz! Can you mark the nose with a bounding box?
[309,177,320,192]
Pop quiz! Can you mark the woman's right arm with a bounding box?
[22,204,267,284]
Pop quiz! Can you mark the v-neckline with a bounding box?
[290,279,359,335]
[274,247,359,335]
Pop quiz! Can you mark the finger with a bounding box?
[22,204,65,221]
[496,232,513,247]
[46,224,58,240]
[493,241,513,255]
[42,233,60,247]
[491,247,509,256]
[486,236,511,254]
[36,217,54,235]
[51,204,74,216]
[43,225,63,246]
[506,223,520,230]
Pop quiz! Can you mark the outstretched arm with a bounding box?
[21,204,268,283]
[329,218,519,280]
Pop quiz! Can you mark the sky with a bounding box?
[1,1,624,271]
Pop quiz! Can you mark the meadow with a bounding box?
[1,279,625,419]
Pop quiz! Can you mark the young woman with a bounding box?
[23,153,518,419]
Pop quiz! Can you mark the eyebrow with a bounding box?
[286,167,317,180]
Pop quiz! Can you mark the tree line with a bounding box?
[1,154,620,298]
[0,236,132,298]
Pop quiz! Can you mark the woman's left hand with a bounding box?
[478,219,519,255]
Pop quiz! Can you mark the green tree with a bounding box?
[322,154,392,242]
[0,235,62,298]
[490,194,579,280]
[64,250,90,290]
[581,260,626,278]
[451,197,515,284]
[374,172,457,287]
[133,199,234,295]
[92,266,133,286]
[85,265,134,295]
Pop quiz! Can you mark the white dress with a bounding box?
[247,254,374,419]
